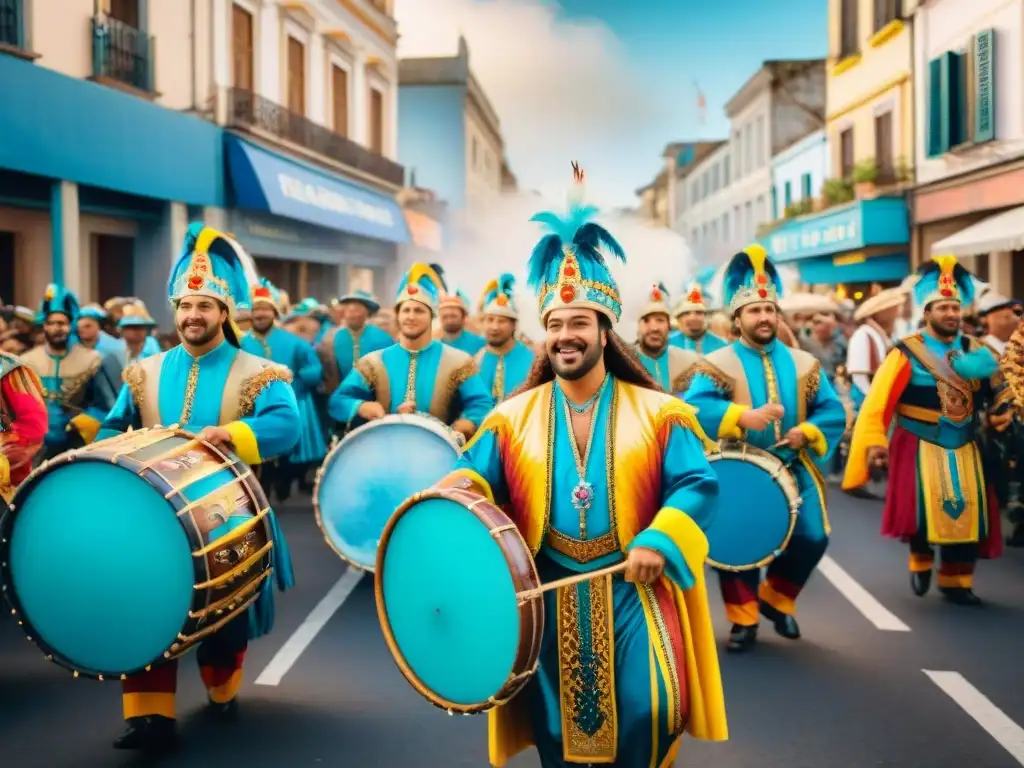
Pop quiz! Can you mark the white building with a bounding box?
[910,0,1024,297]
[771,129,829,218]
[673,59,826,268]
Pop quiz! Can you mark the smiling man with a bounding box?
[432,168,727,767]
[473,273,536,402]
[635,282,698,394]
[844,254,1005,605]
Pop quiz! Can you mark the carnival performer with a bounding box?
[328,263,493,441]
[78,303,126,358]
[320,289,393,393]
[241,279,326,501]
[474,273,536,402]
[842,255,1003,604]
[96,223,299,753]
[432,263,486,355]
[635,282,698,393]
[669,279,728,354]
[976,292,1021,356]
[21,284,118,460]
[433,170,728,768]
[0,351,47,502]
[845,287,906,411]
[999,323,1024,546]
[115,300,160,367]
[684,245,846,652]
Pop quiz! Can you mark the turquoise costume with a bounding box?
[241,279,327,465]
[635,282,699,394]
[95,223,298,739]
[436,178,729,767]
[20,285,118,457]
[473,273,535,401]
[115,300,160,368]
[683,244,846,640]
[669,280,728,354]
[331,290,393,382]
[434,264,486,355]
[328,263,493,430]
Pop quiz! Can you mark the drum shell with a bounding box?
[375,483,544,714]
[0,428,273,679]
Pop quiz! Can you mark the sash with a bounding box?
[899,336,973,424]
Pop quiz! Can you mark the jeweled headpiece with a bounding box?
[912,254,976,309]
[395,262,445,315]
[723,243,783,314]
[479,273,519,320]
[639,282,672,320]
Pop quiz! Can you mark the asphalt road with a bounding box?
[2,487,1023,768]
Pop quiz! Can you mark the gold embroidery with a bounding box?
[686,359,734,396]
[351,327,363,362]
[804,363,821,407]
[557,574,617,763]
[123,364,146,409]
[238,364,293,416]
[450,358,476,390]
[404,350,419,405]
[640,584,683,735]
[760,351,783,443]
[179,359,200,424]
[917,440,984,544]
[493,355,506,401]
[546,528,618,562]
[354,357,380,393]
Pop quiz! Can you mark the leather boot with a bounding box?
[112,716,177,753]
[910,570,931,596]
[939,587,983,606]
[726,624,758,653]
[206,697,239,720]
[759,600,801,639]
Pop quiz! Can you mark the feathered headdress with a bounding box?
[674,279,711,315]
[723,243,783,314]
[117,300,157,328]
[395,262,446,315]
[39,284,80,324]
[479,273,519,320]
[912,254,977,309]
[639,281,672,320]
[527,162,626,324]
[250,278,283,315]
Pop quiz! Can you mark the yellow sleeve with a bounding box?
[224,421,262,466]
[718,403,749,439]
[841,349,910,490]
[796,422,828,456]
[68,413,101,444]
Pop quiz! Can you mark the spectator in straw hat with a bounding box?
[976,291,1022,356]
[845,287,906,412]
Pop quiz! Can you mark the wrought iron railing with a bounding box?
[0,0,24,48]
[226,87,406,188]
[91,14,155,92]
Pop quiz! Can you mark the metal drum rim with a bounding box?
[704,439,802,572]
[313,414,463,574]
[373,486,542,715]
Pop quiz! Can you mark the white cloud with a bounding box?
[393,0,670,208]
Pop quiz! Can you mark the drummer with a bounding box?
[669,279,728,354]
[96,223,299,755]
[473,273,536,402]
[327,262,493,441]
[434,165,728,767]
[635,282,698,393]
[0,350,47,502]
[683,244,846,653]
[319,289,392,394]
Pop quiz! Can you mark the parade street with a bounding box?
[3,488,1024,768]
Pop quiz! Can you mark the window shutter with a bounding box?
[973,28,995,143]
[926,58,943,156]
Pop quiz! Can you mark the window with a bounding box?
[744,128,752,177]
[722,212,729,239]
[109,0,139,28]
[771,186,778,219]
[369,87,384,154]
[839,128,854,178]
[755,116,765,167]
[94,235,135,302]
[801,172,813,199]
[875,111,894,179]
[723,156,731,185]
[874,0,902,33]
[332,65,349,135]
[232,4,254,91]
[926,30,996,157]
[701,173,708,198]
[733,130,743,177]
[755,195,765,226]
[840,0,858,58]
[287,37,306,115]
[0,232,14,305]
[784,181,792,208]
[711,164,720,192]
[743,201,752,237]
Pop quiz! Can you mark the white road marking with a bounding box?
[924,670,1024,765]
[254,567,365,686]
[816,554,911,632]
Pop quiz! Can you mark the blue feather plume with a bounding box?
[722,249,782,304]
[526,205,625,291]
[498,272,516,296]
[429,263,449,293]
[656,281,669,297]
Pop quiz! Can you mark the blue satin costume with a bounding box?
[669,280,728,355]
[333,323,393,382]
[635,283,700,395]
[669,330,728,355]
[433,268,487,355]
[683,245,846,629]
[441,329,486,355]
[473,274,536,402]
[20,285,118,457]
[96,223,299,724]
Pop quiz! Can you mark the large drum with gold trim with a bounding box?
[0,427,273,679]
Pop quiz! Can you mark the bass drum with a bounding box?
[314,413,462,572]
[705,440,802,571]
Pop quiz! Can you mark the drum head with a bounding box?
[705,455,796,570]
[379,497,521,708]
[5,462,194,676]
[316,418,459,571]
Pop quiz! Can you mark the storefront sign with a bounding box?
[762,198,909,262]
[277,174,396,227]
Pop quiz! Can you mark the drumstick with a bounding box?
[517,561,629,599]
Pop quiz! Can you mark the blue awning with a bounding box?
[225,136,409,244]
[797,252,910,285]
[760,197,910,263]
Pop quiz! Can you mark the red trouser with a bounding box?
[122,614,249,720]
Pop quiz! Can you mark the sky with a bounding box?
[394,0,828,209]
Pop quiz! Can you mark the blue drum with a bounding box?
[0,427,274,679]
[314,414,462,572]
[704,441,801,571]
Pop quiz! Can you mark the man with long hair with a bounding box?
[843,255,1004,604]
[433,168,728,767]
[683,244,846,653]
[634,282,698,393]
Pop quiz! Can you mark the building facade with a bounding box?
[207,0,409,310]
[771,129,830,221]
[910,0,1024,298]
[757,3,913,298]
[675,60,826,269]
[397,36,508,217]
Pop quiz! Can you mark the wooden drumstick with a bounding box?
[517,561,629,599]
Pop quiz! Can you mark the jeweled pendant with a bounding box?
[571,481,594,512]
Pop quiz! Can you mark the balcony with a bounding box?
[91,14,155,95]
[227,87,406,188]
[0,0,25,51]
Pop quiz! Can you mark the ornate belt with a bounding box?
[546,527,618,563]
